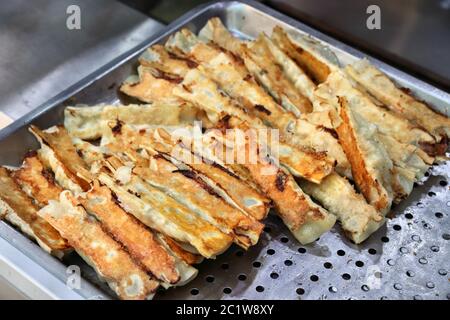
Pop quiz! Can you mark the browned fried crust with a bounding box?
[0,167,68,251]
[158,234,202,265]
[12,155,63,206]
[80,182,180,284]
[272,26,330,84]
[40,191,159,300]
[30,125,92,191]
[419,135,448,157]
[335,97,389,211]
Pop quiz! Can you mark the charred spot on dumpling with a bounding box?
[24,150,38,159]
[254,104,271,115]
[41,168,56,184]
[275,170,288,192]
[111,120,123,135]
[152,69,183,84]
[182,84,193,93]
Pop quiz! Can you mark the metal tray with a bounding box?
[0,0,448,300]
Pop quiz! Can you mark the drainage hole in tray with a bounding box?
[355,261,364,267]
[337,249,345,256]
[323,262,333,269]
[280,236,289,243]
[235,250,244,257]
[205,275,215,283]
[190,288,199,296]
[342,273,351,280]
[223,287,232,294]
[253,261,262,268]
[298,247,306,254]
[266,249,275,255]
[238,274,247,281]
[270,272,279,279]
[255,286,265,292]
[296,288,305,295]
[310,275,319,282]
[284,259,293,266]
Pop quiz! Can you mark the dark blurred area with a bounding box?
[121,0,450,91]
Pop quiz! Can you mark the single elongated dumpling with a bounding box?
[64,103,206,140]
[334,96,393,213]
[299,173,384,244]
[120,65,184,104]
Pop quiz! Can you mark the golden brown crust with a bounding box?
[158,234,202,265]
[98,161,233,259]
[0,167,68,252]
[114,125,271,221]
[199,18,312,115]
[29,125,92,191]
[105,133,263,249]
[139,44,197,76]
[39,191,159,300]
[335,97,390,212]
[120,66,183,104]
[80,182,180,284]
[272,26,330,84]
[12,154,63,206]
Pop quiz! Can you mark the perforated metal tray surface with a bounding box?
[159,162,450,300]
[0,0,449,300]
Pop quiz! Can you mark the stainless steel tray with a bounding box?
[0,0,448,300]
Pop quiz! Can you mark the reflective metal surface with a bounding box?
[0,0,448,300]
[161,163,450,300]
[0,0,164,122]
